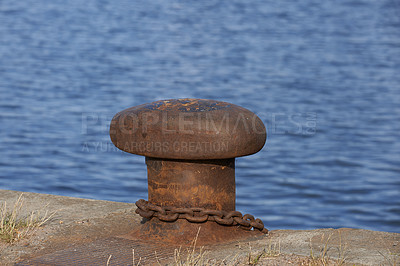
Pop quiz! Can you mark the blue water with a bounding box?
[1,0,399,233]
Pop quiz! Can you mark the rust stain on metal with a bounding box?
[110,98,268,245]
[110,98,266,160]
[146,157,235,210]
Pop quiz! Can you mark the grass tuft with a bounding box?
[305,233,347,266]
[247,239,281,265]
[174,227,210,266]
[0,193,56,243]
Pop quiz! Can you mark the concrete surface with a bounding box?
[0,189,399,265]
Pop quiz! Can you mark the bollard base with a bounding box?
[121,217,265,246]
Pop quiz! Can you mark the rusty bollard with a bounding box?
[110,98,267,245]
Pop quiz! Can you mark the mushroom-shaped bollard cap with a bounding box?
[110,98,266,160]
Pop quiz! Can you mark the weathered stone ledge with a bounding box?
[0,189,398,265]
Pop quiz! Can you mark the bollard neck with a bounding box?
[145,157,236,211]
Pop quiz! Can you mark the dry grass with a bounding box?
[106,249,142,266]
[172,231,350,266]
[103,229,353,265]
[105,228,209,265]
[302,233,347,266]
[174,228,210,266]
[0,193,56,243]
[245,232,348,266]
[247,239,281,265]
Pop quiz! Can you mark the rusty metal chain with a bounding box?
[135,199,268,234]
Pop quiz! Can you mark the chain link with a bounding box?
[135,199,268,234]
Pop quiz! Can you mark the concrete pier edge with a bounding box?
[0,189,398,265]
